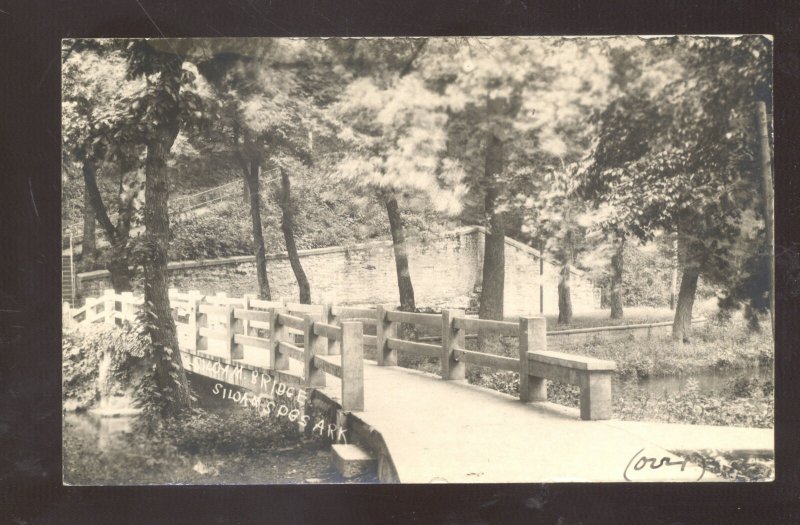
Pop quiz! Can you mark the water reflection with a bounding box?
[616,367,773,397]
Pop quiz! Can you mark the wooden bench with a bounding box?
[526,350,616,420]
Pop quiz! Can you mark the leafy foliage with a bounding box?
[582,37,772,317]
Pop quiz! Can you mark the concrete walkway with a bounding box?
[312,359,772,483]
[191,334,772,483]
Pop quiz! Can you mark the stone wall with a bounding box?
[77,226,600,315]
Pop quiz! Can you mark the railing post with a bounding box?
[186,293,199,352]
[103,289,115,326]
[242,295,254,336]
[303,314,327,387]
[341,321,364,411]
[519,317,547,403]
[196,298,208,353]
[324,303,340,356]
[441,309,466,380]
[215,291,227,307]
[270,307,289,370]
[376,304,397,366]
[228,304,243,360]
[121,291,134,323]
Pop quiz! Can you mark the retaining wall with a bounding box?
[77,226,600,316]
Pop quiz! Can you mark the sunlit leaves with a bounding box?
[333,64,467,215]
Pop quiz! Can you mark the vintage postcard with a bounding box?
[61,36,774,484]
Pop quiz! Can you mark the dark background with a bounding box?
[1,0,799,522]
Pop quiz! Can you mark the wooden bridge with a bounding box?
[64,290,773,483]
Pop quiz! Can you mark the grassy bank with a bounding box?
[551,318,773,380]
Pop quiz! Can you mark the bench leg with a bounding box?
[522,375,547,402]
[579,372,612,420]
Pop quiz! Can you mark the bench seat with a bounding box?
[526,350,616,421]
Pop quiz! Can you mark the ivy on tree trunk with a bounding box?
[141,52,191,417]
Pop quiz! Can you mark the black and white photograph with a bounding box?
[60,35,774,484]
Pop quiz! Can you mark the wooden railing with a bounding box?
[64,291,617,420]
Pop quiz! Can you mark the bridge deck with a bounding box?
[321,360,768,483]
[189,337,772,483]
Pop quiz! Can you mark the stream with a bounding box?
[615,366,773,397]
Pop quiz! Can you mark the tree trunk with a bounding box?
[609,235,625,319]
[142,53,191,417]
[245,158,271,300]
[384,194,416,312]
[672,268,700,343]
[82,154,134,292]
[279,168,311,304]
[107,248,133,292]
[557,263,573,326]
[756,101,774,336]
[670,237,678,310]
[478,106,505,321]
[82,188,96,265]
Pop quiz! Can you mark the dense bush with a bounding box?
[62,327,103,411]
[168,183,456,263]
[547,318,773,380]
[170,202,265,260]
[62,323,147,411]
[161,406,299,455]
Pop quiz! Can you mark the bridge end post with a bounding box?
[578,371,613,420]
[341,321,364,411]
[441,309,466,380]
[304,314,327,387]
[519,317,547,403]
[270,307,290,370]
[376,305,397,366]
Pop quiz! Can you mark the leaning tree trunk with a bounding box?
[672,268,700,343]
[245,159,272,300]
[82,188,96,266]
[141,54,191,417]
[82,153,133,292]
[278,169,310,304]
[609,235,625,319]
[384,194,416,313]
